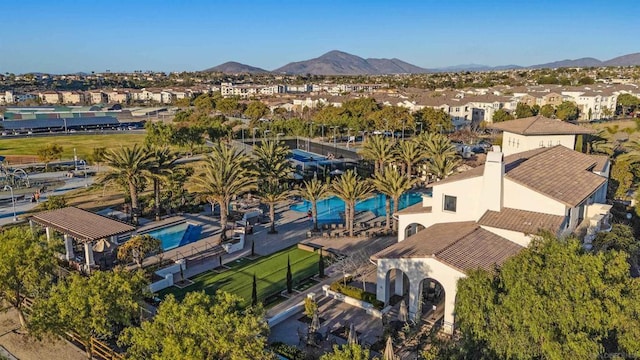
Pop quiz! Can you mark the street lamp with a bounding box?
[252,128,257,146]
[4,185,17,222]
[73,148,78,171]
[417,121,423,134]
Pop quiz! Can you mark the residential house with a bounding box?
[88,91,107,104]
[61,91,86,104]
[106,90,130,104]
[372,118,611,334]
[39,91,62,104]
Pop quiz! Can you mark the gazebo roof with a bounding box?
[31,207,135,242]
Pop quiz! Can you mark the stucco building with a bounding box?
[372,118,611,334]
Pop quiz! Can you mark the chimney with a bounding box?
[481,146,504,213]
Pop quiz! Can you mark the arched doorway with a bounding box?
[418,278,446,325]
[382,268,410,304]
[404,222,426,240]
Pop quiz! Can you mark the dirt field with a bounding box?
[0,307,85,360]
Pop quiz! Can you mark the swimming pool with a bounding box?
[143,222,203,251]
[290,192,424,223]
[290,149,327,163]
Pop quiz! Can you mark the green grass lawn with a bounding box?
[0,133,146,159]
[158,246,320,306]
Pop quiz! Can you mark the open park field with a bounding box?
[158,246,321,306]
[0,133,146,161]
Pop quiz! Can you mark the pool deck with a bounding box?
[136,216,187,233]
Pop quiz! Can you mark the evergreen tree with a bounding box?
[286,256,293,294]
[319,249,325,278]
[251,274,258,306]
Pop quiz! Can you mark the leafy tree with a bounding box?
[31,269,148,359]
[216,97,241,116]
[456,233,640,360]
[593,224,639,264]
[610,159,633,199]
[298,178,330,232]
[578,76,595,85]
[539,104,555,118]
[119,291,270,360]
[40,194,67,210]
[36,144,63,171]
[304,297,318,318]
[193,93,215,113]
[189,143,256,236]
[359,136,395,174]
[555,101,580,121]
[144,122,175,147]
[617,93,640,115]
[286,256,293,294]
[331,170,373,237]
[244,101,270,126]
[370,105,414,132]
[117,234,162,268]
[320,344,376,360]
[491,108,514,123]
[415,107,452,132]
[514,103,533,118]
[172,126,204,155]
[0,227,57,330]
[99,144,154,223]
[88,146,107,168]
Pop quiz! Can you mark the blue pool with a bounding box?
[290,192,424,223]
[144,222,203,251]
[290,149,327,163]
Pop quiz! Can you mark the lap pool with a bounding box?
[290,192,424,223]
[142,222,203,251]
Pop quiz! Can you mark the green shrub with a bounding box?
[329,278,384,310]
[270,342,305,360]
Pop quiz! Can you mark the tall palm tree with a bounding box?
[147,146,179,221]
[99,144,154,224]
[359,135,395,173]
[331,170,373,237]
[189,143,256,238]
[418,133,460,181]
[257,181,290,234]
[395,139,424,179]
[253,140,292,182]
[299,177,329,232]
[372,170,416,231]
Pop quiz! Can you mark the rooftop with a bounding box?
[433,146,606,207]
[478,208,565,234]
[31,207,135,242]
[371,221,523,272]
[489,115,595,135]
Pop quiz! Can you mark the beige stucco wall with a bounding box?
[479,225,533,247]
[502,132,576,156]
[503,179,567,216]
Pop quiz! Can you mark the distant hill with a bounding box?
[603,52,640,66]
[203,61,268,74]
[274,50,429,75]
[529,57,603,69]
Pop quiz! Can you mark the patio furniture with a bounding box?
[338,223,344,229]
[307,231,313,238]
[331,224,337,230]
[323,232,330,238]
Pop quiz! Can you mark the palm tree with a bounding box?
[359,135,395,173]
[257,180,290,234]
[418,133,461,181]
[395,140,423,179]
[299,178,330,232]
[99,144,154,224]
[372,170,416,231]
[147,146,179,221]
[189,143,256,238]
[253,140,292,182]
[331,170,373,237]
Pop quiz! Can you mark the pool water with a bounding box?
[290,149,327,163]
[290,192,424,223]
[144,222,203,251]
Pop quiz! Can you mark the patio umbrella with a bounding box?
[309,309,320,334]
[92,238,113,253]
[383,336,396,360]
[347,322,358,345]
[398,300,408,323]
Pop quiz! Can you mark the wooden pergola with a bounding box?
[30,207,135,272]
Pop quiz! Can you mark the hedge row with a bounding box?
[329,278,384,310]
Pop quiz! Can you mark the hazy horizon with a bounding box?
[1,0,639,74]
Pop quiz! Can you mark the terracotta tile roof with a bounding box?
[478,208,565,234]
[371,222,523,272]
[489,115,595,135]
[589,154,609,173]
[505,146,606,207]
[433,146,606,207]
[31,207,135,242]
[395,202,432,215]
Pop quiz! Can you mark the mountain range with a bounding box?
[203,50,640,75]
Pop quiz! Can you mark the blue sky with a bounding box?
[1,0,639,74]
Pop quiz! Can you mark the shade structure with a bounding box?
[398,299,408,323]
[383,336,396,360]
[347,322,358,345]
[92,238,113,253]
[309,309,320,334]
